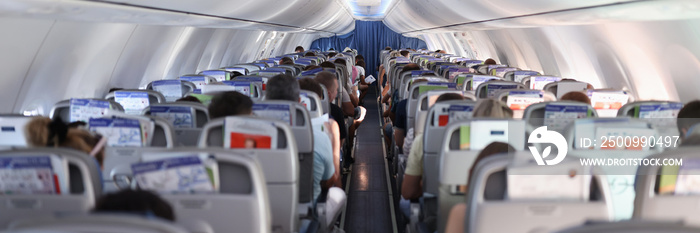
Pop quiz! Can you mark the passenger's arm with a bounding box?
[401,137,423,200]
[342,102,355,116]
[401,175,423,200]
[445,204,467,233]
[394,128,405,151]
[326,120,341,180]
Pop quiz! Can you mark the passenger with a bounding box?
[386,64,422,152]
[320,61,336,69]
[295,46,304,53]
[677,100,700,138]
[400,50,410,58]
[280,57,294,65]
[266,74,339,201]
[356,60,369,105]
[207,91,253,119]
[355,54,364,63]
[298,77,342,188]
[560,91,591,105]
[304,52,316,57]
[484,58,497,65]
[472,99,513,118]
[445,142,515,233]
[108,88,123,93]
[25,117,106,167]
[231,71,243,79]
[328,52,337,58]
[315,72,348,146]
[401,93,466,201]
[304,65,321,71]
[93,189,175,221]
[175,96,201,103]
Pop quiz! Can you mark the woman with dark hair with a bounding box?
[25,117,106,167]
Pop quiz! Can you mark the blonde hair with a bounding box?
[472,99,513,118]
[25,117,105,166]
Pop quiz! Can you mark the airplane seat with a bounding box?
[316,84,331,116]
[222,67,250,76]
[617,101,683,137]
[460,75,502,92]
[112,147,271,233]
[497,90,557,118]
[586,89,634,117]
[299,91,324,119]
[633,146,700,225]
[0,115,35,149]
[199,70,234,82]
[179,74,218,89]
[198,116,300,233]
[7,214,190,233]
[145,80,196,101]
[464,154,612,233]
[553,220,700,233]
[473,80,526,99]
[0,148,102,229]
[49,98,124,124]
[564,118,663,220]
[105,89,166,114]
[503,70,540,83]
[406,83,457,135]
[543,80,589,99]
[413,90,467,136]
[436,118,527,233]
[315,187,347,233]
[523,101,598,134]
[142,102,209,147]
[490,67,520,78]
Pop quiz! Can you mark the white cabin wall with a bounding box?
[419,18,700,102]
[0,16,320,115]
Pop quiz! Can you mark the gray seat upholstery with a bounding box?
[198,117,299,233]
[473,80,526,99]
[105,89,165,106]
[146,80,196,99]
[554,220,700,233]
[143,102,209,146]
[0,148,101,229]
[523,101,598,133]
[0,115,34,148]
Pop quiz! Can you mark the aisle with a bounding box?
[342,87,397,233]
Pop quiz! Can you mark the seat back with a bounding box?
[618,101,683,137]
[422,100,476,194]
[633,146,700,225]
[222,66,249,75]
[0,115,34,148]
[406,82,457,132]
[504,70,540,83]
[478,64,506,74]
[105,90,165,115]
[474,80,526,99]
[543,80,589,99]
[458,74,502,91]
[123,148,271,233]
[498,90,556,118]
[198,117,299,233]
[414,90,471,136]
[50,98,124,124]
[566,117,662,220]
[146,80,196,102]
[0,148,101,228]
[299,90,323,119]
[179,74,217,90]
[8,214,189,233]
[490,67,520,78]
[465,154,612,233]
[143,102,209,147]
[587,89,633,117]
[199,70,233,82]
[438,119,526,232]
[523,101,598,133]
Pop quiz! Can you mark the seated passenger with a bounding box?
[356,60,369,105]
[207,91,253,119]
[560,91,591,105]
[280,57,294,65]
[266,74,339,201]
[299,77,342,187]
[93,189,175,221]
[401,93,466,200]
[400,50,410,59]
[314,72,348,145]
[472,99,513,118]
[484,58,497,65]
[320,61,336,69]
[677,100,700,138]
[444,142,515,233]
[25,117,106,167]
[295,46,304,53]
[176,96,201,103]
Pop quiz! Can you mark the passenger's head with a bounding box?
[560,91,591,105]
[280,57,294,65]
[208,91,253,119]
[295,46,304,53]
[327,52,337,58]
[176,96,201,103]
[304,52,316,57]
[93,189,175,221]
[436,93,465,103]
[484,58,497,65]
[25,117,105,166]
[400,50,410,58]
[298,78,324,98]
[304,65,321,71]
[401,63,421,73]
[334,59,346,66]
[473,99,513,118]
[356,60,366,69]
[678,100,700,137]
[320,61,336,69]
[266,74,300,102]
[385,46,392,50]
[355,55,365,62]
[231,71,243,79]
[389,51,401,58]
[466,142,515,188]
[315,71,338,101]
